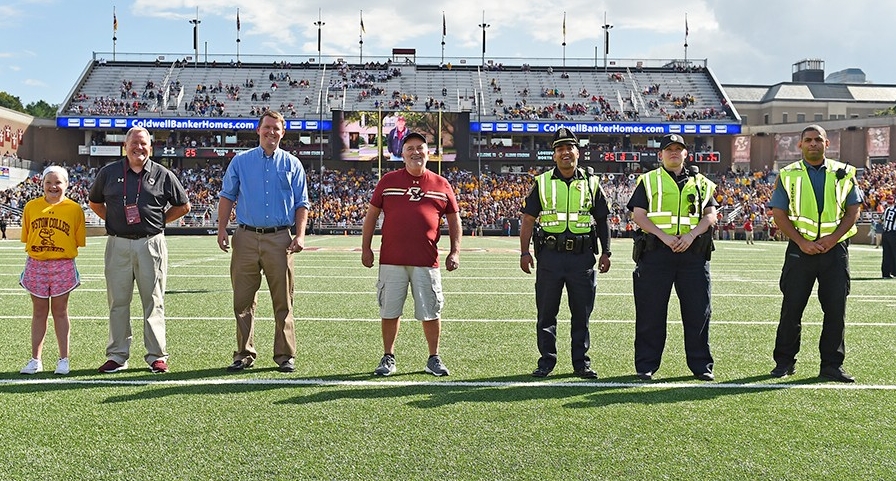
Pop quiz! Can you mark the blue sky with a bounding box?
[3,0,896,107]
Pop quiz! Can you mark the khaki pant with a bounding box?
[230,227,296,365]
[103,234,168,365]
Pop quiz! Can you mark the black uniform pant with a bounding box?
[774,240,850,369]
[534,248,596,371]
[633,246,713,375]
[882,231,896,277]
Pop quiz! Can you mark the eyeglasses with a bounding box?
[687,194,697,215]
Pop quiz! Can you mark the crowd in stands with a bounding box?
[69,59,735,123]
[3,160,894,236]
[858,162,896,212]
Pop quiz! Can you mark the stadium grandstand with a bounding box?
[1,53,895,238]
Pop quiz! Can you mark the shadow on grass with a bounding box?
[166,288,228,294]
[0,368,844,408]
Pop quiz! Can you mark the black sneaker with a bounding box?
[573,367,598,379]
[227,358,254,372]
[531,367,552,378]
[819,365,855,383]
[278,358,296,373]
[770,362,795,378]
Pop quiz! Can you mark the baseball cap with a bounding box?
[659,134,687,150]
[552,127,578,148]
[401,131,427,150]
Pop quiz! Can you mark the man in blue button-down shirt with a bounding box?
[216,110,311,373]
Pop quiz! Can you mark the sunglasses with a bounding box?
[687,194,697,215]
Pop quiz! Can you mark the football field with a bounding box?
[1,235,895,480]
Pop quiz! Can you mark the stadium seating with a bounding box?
[64,60,736,122]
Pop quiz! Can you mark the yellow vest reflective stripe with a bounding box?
[778,159,858,242]
[636,168,717,235]
[535,170,599,234]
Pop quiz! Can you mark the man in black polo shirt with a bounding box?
[88,126,190,374]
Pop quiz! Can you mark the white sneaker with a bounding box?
[20,358,43,375]
[55,358,70,375]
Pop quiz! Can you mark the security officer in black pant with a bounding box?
[626,134,718,381]
[881,201,896,279]
[519,127,612,379]
[768,124,862,383]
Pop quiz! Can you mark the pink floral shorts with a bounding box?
[20,257,80,298]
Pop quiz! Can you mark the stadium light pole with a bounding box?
[476,70,485,236]
[602,12,612,75]
[189,17,201,67]
[316,63,327,234]
[314,10,325,65]
[478,11,490,66]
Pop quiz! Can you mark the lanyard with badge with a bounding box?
[123,163,143,225]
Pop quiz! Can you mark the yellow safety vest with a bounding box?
[778,158,858,242]
[637,168,717,235]
[535,169,602,234]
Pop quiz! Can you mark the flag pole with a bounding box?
[441,12,446,65]
[562,12,567,68]
[112,7,118,60]
[236,8,241,63]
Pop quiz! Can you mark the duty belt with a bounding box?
[543,234,590,253]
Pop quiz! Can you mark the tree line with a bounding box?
[0,91,58,118]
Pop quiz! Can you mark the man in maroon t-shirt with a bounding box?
[361,132,462,377]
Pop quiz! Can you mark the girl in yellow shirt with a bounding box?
[19,166,86,375]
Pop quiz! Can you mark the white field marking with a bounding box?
[0,288,893,307]
[2,377,896,391]
[0,315,893,327]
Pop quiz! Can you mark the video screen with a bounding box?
[338,111,459,162]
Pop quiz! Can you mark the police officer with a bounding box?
[881,201,896,279]
[519,127,612,379]
[768,124,862,383]
[626,133,718,381]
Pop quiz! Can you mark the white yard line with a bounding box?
[2,377,894,391]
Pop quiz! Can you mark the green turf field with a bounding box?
[1,235,895,480]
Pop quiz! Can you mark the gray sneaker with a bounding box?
[374,355,396,376]
[425,355,450,377]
